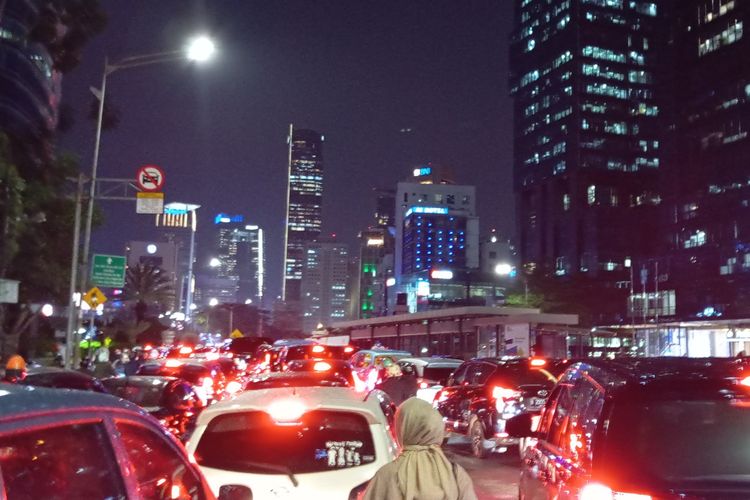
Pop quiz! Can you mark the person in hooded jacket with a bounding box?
[363,397,478,500]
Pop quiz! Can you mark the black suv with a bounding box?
[434,357,558,458]
[510,357,750,499]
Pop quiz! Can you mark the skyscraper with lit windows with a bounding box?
[510,0,663,283]
[282,125,324,304]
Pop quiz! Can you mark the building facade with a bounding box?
[212,213,265,306]
[0,0,61,145]
[510,0,663,283]
[283,125,324,305]
[301,240,349,333]
[657,0,750,319]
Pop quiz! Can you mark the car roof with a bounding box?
[197,386,386,426]
[398,357,463,367]
[0,383,145,421]
[573,357,745,387]
[25,368,95,378]
[357,349,412,357]
[103,375,178,386]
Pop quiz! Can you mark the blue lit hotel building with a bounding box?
[393,167,499,312]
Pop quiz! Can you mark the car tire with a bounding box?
[469,418,490,459]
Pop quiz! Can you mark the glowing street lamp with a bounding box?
[495,263,514,276]
[187,36,216,62]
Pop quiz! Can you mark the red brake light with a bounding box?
[312,345,325,354]
[267,399,306,423]
[165,359,183,368]
[226,380,242,394]
[313,361,332,372]
[579,483,652,500]
[530,358,546,367]
[492,386,520,401]
[740,376,750,387]
[179,346,193,355]
[344,346,354,353]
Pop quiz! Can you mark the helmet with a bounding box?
[5,355,26,371]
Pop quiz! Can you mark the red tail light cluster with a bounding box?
[579,483,651,500]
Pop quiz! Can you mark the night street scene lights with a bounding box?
[186,35,216,62]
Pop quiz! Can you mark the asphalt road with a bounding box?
[444,436,521,500]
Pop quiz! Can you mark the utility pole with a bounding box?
[65,174,84,369]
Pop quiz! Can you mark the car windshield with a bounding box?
[601,382,750,489]
[195,410,376,474]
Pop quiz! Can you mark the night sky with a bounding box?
[60,1,515,301]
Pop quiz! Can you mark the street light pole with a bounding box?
[65,174,84,369]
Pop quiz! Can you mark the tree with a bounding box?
[123,264,176,323]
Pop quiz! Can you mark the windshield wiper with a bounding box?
[236,460,299,487]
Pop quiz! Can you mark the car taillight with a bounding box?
[201,377,214,395]
[418,379,429,389]
[344,346,354,353]
[165,359,183,368]
[530,357,546,367]
[179,346,193,355]
[314,361,332,371]
[435,390,449,404]
[492,386,520,401]
[226,380,242,394]
[579,483,652,500]
[312,345,326,353]
[740,375,750,387]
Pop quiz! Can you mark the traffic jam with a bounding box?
[1,342,750,499]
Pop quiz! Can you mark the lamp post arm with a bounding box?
[105,50,185,74]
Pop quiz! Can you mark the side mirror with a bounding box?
[218,484,252,500]
[505,412,537,438]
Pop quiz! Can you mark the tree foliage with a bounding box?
[29,0,108,73]
[123,264,176,323]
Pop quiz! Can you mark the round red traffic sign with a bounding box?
[136,164,165,192]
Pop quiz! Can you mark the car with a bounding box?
[397,357,463,402]
[0,383,237,499]
[101,375,206,440]
[434,357,558,458]
[19,367,109,393]
[510,357,750,499]
[186,386,399,499]
[271,343,334,372]
[137,359,228,404]
[287,358,357,387]
[326,344,360,360]
[350,348,413,389]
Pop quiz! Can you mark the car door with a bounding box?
[521,373,605,500]
[444,362,484,432]
[112,417,211,499]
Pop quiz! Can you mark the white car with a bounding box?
[186,386,398,499]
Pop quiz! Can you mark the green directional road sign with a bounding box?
[91,254,126,288]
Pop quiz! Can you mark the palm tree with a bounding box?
[123,264,175,323]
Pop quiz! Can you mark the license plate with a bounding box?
[529,397,545,408]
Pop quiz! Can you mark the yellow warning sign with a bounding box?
[230,329,244,339]
[83,287,107,309]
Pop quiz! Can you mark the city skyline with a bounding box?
[58,1,515,301]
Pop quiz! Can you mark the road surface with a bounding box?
[444,436,520,500]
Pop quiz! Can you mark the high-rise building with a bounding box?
[509,0,663,282]
[374,188,396,228]
[358,227,392,318]
[0,1,61,145]
[658,0,750,319]
[211,213,266,306]
[301,240,349,333]
[283,125,324,305]
[393,166,484,311]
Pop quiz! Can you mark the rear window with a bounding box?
[108,382,167,408]
[423,367,456,383]
[489,366,556,388]
[195,410,376,473]
[601,383,750,489]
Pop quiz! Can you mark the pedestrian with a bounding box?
[3,355,27,383]
[363,397,477,500]
[91,343,115,378]
[377,364,418,406]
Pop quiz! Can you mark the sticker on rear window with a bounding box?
[317,440,364,468]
